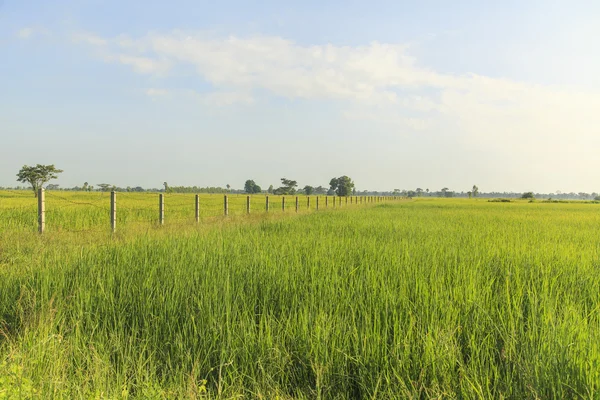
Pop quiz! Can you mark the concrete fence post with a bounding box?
[295,196,299,212]
[266,196,269,212]
[195,194,200,223]
[224,195,229,216]
[110,191,116,233]
[246,195,250,214]
[159,194,164,225]
[37,188,45,234]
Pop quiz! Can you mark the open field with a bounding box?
[0,195,599,398]
[1,191,359,234]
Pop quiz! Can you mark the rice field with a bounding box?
[0,192,599,398]
[0,191,353,234]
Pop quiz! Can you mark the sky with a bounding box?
[1,0,600,193]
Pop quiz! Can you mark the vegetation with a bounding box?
[15,164,63,197]
[273,178,298,195]
[244,179,262,194]
[521,191,535,199]
[329,176,355,197]
[0,195,598,397]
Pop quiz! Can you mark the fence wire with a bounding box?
[1,191,401,236]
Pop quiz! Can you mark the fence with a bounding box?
[0,189,401,234]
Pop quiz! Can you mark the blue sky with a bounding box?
[2,1,600,192]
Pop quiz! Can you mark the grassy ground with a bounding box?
[0,194,599,398]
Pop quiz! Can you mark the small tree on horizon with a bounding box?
[16,164,63,197]
[244,180,262,194]
[274,178,298,195]
[329,176,355,196]
[521,192,535,199]
[98,183,112,192]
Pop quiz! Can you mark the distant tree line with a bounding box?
[391,186,600,201]
[246,176,356,197]
[6,165,600,200]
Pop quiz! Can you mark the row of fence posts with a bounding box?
[35,189,398,234]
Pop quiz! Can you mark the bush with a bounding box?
[521,192,535,199]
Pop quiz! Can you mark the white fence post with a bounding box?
[159,194,164,225]
[110,191,116,233]
[38,188,45,234]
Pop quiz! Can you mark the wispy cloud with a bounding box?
[70,30,600,146]
[71,32,107,46]
[195,90,255,106]
[106,54,170,74]
[145,88,169,97]
[16,27,50,39]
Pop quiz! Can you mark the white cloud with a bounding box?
[16,27,50,39]
[17,28,34,39]
[195,91,255,106]
[108,54,170,74]
[342,110,431,131]
[72,30,600,154]
[145,88,169,97]
[72,32,107,46]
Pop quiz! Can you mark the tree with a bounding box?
[314,186,326,195]
[83,182,89,191]
[268,185,274,194]
[16,164,63,197]
[416,188,423,197]
[303,185,314,195]
[274,178,298,195]
[329,176,355,196]
[98,183,112,192]
[521,192,535,199]
[472,185,479,197]
[467,191,472,199]
[226,184,231,192]
[244,180,261,194]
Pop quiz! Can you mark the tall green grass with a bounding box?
[0,191,349,234]
[0,198,599,398]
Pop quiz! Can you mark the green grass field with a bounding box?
[0,193,599,398]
